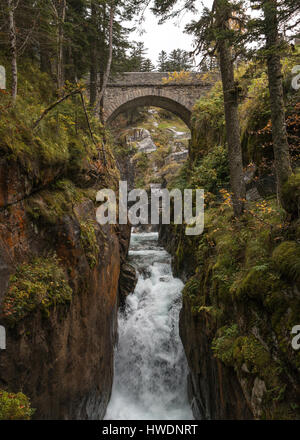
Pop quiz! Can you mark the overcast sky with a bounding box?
[129,0,214,66]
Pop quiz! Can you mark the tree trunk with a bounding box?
[65,44,76,83]
[263,0,292,206]
[40,46,52,75]
[218,38,246,216]
[89,0,98,108]
[8,0,17,104]
[54,0,66,93]
[94,2,115,117]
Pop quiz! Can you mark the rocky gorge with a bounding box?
[0,50,299,421]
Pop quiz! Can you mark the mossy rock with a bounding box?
[0,390,35,420]
[272,241,300,283]
[236,266,283,301]
[25,179,84,225]
[282,170,300,217]
[232,336,271,374]
[80,220,100,269]
[183,277,202,300]
[212,324,240,366]
[1,256,72,326]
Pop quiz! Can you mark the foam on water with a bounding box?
[105,233,193,420]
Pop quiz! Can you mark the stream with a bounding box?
[105,232,193,420]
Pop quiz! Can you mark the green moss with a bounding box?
[212,324,240,365]
[235,266,282,301]
[183,277,202,300]
[272,241,300,283]
[1,256,72,326]
[25,179,84,225]
[80,220,100,269]
[213,329,287,404]
[0,390,35,420]
[132,152,149,172]
[282,169,300,216]
[233,336,271,373]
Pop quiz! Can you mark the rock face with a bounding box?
[124,127,157,154]
[165,151,189,165]
[119,263,137,307]
[137,137,157,154]
[0,155,130,419]
[180,299,253,420]
[160,228,254,420]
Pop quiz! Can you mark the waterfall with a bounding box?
[105,232,193,420]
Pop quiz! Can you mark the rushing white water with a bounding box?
[105,232,193,420]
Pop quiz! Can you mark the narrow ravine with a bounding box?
[105,232,193,420]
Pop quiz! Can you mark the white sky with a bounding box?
[129,0,214,66]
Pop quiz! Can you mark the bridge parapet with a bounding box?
[107,71,214,87]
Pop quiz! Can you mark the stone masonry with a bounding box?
[104,72,217,127]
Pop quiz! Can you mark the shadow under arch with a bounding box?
[106,95,192,129]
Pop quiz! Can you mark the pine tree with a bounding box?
[127,41,148,71]
[157,50,168,71]
[141,58,155,72]
[166,48,193,71]
[249,0,298,208]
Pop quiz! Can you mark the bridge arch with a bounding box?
[106,94,192,128]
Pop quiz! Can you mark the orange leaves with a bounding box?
[162,71,193,84]
[219,189,232,210]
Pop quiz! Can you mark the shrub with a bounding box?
[190,145,230,194]
[0,390,34,420]
[192,81,225,155]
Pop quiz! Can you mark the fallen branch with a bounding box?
[32,90,80,129]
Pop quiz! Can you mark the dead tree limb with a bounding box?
[32,90,80,129]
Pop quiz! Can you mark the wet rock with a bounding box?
[243,163,257,185]
[137,136,157,154]
[246,187,261,201]
[122,127,157,154]
[165,151,189,165]
[251,377,267,419]
[125,128,151,143]
[179,299,254,420]
[119,263,137,307]
[166,127,191,140]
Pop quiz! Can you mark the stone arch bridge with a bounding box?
[104,72,217,128]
